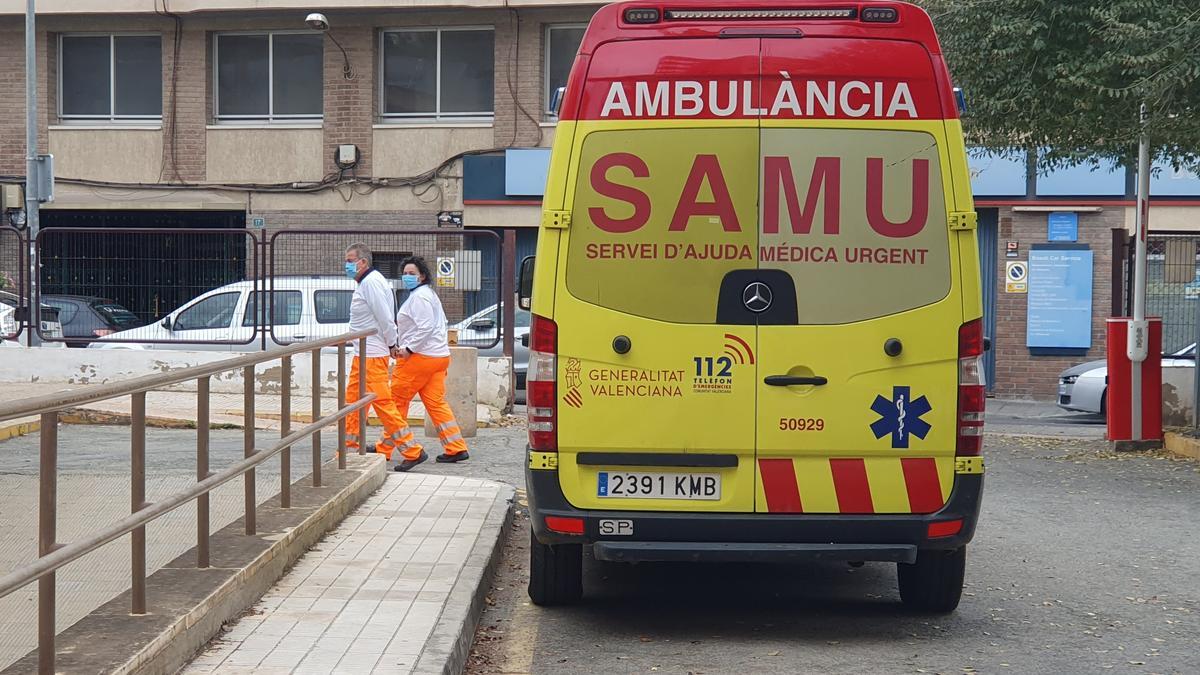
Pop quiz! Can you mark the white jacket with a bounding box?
[396,284,450,358]
[349,269,398,358]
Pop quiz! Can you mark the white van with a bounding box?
[90,276,380,351]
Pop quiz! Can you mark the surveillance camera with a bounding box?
[305,13,330,31]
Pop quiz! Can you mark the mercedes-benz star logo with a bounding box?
[742,282,773,313]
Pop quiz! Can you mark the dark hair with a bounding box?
[402,256,433,286]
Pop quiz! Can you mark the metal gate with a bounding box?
[1,226,26,341]
[977,209,999,391]
[268,229,502,349]
[1128,234,1200,354]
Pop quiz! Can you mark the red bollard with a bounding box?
[1106,317,1162,442]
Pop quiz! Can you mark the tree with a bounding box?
[916,0,1200,170]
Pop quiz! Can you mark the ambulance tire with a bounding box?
[528,532,583,606]
[897,546,966,613]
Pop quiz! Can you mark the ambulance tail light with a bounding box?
[957,319,985,456]
[527,314,558,452]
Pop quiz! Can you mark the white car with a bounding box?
[90,277,371,351]
[452,304,530,388]
[1057,344,1196,414]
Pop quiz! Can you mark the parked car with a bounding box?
[452,304,530,389]
[1057,344,1197,414]
[91,277,367,351]
[41,295,142,348]
[0,290,65,345]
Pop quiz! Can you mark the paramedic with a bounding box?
[344,243,407,459]
[390,255,470,472]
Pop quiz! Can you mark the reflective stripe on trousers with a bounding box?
[390,353,468,459]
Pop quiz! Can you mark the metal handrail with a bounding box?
[0,396,372,599]
[0,329,374,423]
[0,329,378,675]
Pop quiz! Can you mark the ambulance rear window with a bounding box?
[565,127,951,325]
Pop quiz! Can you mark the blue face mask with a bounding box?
[401,274,420,290]
[344,261,359,278]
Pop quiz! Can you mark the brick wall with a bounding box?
[0,22,49,176]
[322,25,375,177]
[991,207,1121,399]
[0,6,602,187]
[0,23,26,176]
[164,20,207,182]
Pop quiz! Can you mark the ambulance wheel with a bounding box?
[898,546,965,613]
[528,532,583,606]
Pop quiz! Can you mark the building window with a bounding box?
[59,34,162,121]
[214,32,323,122]
[544,25,585,118]
[381,27,495,121]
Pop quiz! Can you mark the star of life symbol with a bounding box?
[870,386,931,449]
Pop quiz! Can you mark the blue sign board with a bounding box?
[1027,247,1093,350]
[504,148,552,197]
[1047,212,1078,242]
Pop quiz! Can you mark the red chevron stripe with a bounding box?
[901,457,944,513]
[758,458,803,513]
[830,458,874,514]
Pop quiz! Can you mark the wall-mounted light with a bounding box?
[305,13,355,80]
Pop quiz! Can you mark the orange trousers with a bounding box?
[346,356,407,460]
[390,353,468,461]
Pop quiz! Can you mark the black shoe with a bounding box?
[436,452,470,463]
[395,451,428,472]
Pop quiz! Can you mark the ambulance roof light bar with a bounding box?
[664,8,858,21]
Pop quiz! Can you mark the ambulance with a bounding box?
[521,0,985,612]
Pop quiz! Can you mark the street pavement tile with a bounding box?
[181,472,510,672]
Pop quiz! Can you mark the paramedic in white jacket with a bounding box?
[343,243,407,459]
[390,255,469,472]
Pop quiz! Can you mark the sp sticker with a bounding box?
[870,386,931,448]
[599,519,634,536]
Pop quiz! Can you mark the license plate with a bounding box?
[597,471,721,500]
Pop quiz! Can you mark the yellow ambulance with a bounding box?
[521,0,985,612]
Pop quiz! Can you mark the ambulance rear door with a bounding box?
[753,37,961,515]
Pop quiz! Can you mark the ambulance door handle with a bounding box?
[764,375,827,387]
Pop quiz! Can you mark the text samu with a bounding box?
[589,153,931,239]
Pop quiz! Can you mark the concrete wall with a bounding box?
[1162,364,1195,427]
[0,346,512,414]
[206,129,325,183]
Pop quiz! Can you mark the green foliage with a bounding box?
[916,0,1200,170]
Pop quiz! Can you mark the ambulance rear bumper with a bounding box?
[527,467,983,563]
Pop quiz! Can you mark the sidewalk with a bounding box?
[184,473,514,675]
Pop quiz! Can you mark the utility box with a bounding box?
[1106,317,1163,443]
[0,184,21,210]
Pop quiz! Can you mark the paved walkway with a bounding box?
[184,473,514,675]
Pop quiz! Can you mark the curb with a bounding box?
[1164,432,1200,461]
[0,417,39,441]
[414,482,516,675]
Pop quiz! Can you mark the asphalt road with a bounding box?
[452,431,1200,675]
